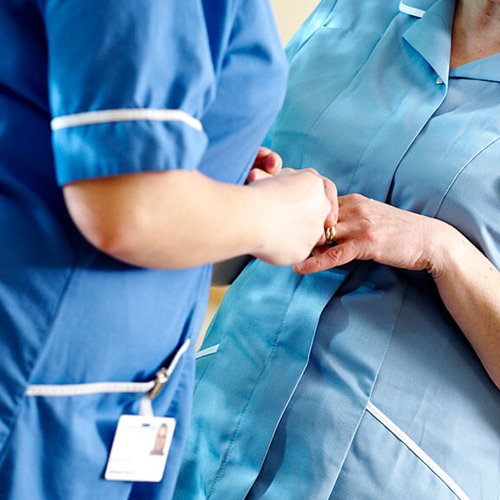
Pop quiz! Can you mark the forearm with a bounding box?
[429,223,500,389]
[63,168,331,269]
[64,171,269,268]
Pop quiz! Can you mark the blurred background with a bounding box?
[271,0,318,45]
[200,0,320,340]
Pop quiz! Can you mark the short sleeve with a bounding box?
[41,0,214,185]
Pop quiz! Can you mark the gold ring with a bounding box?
[325,226,337,245]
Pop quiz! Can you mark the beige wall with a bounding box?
[271,0,318,44]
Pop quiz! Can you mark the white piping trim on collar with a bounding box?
[51,108,203,132]
[399,0,426,18]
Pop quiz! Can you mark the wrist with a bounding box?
[425,220,463,280]
[242,181,277,259]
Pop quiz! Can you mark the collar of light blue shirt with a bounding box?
[400,0,500,83]
[398,0,441,18]
[400,0,454,84]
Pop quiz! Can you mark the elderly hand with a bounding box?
[294,192,500,390]
[293,193,445,274]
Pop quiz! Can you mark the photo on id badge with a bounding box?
[105,415,176,482]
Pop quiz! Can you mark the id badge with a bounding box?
[105,415,176,482]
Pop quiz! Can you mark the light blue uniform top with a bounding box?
[0,1,287,499]
[174,0,500,499]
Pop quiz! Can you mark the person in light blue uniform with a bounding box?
[174,0,500,498]
[0,1,339,499]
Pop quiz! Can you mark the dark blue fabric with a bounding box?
[0,0,287,498]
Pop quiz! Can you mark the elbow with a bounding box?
[83,221,137,261]
[63,182,146,264]
[73,208,143,264]
[74,212,183,269]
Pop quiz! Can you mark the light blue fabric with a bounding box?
[174,0,500,498]
[0,0,287,499]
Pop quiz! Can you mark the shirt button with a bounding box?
[435,76,444,85]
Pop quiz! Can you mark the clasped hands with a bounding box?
[249,147,444,275]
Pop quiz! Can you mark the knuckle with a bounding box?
[364,224,378,244]
[325,249,340,265]
[302,167,318,174]
[350,193,365,203]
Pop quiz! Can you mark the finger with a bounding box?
[246,168,274,184]
[293,242,356,274]
[263,151,283,175]
[318,199,342,248]
[255,146,272,159]
[253,147,283,174]
[251,147,271,170]
[298,169,338,222]
[322,177,338,225]
[275,167,295,177]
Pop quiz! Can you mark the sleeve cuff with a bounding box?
[52,114,208,185]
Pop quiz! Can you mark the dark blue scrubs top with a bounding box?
[0,1,287,499]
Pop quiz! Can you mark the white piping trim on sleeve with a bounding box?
[366,402,470,500]
[399,0,426,17]
[51,108,203,132]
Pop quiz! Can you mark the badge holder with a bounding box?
[105,339,190,483]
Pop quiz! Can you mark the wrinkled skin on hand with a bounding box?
[294,193,444,274]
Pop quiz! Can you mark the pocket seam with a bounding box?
[195,344,220,360]
[25,380,155,397]
[25,337,191,398]
[366,402,470,500]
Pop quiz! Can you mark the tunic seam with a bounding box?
[299,14,397,172]
[206,276,305,499]
[0,244,81,468]
[434,134,500,218]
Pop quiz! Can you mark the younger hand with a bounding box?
[250,168,338,266]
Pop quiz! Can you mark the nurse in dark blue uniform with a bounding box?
[0,1,336,499]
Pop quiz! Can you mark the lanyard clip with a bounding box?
[147,338,191,402]
[149,367,169,401]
